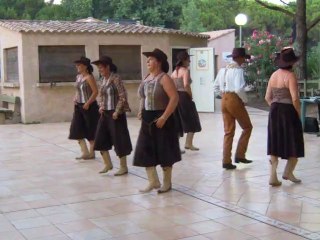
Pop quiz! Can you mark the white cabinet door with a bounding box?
[189,47,215,112]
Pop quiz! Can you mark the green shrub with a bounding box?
[307,43,320,80]
[244,30,290,85]
[243,30,290,97]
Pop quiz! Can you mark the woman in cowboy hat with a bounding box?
[171,50,201,151]
[69,56,99,160]
[265,47,304,186]
[213,48,253,170]
[133,48,181,193]
[91,56,132,175]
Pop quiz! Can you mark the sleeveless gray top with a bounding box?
[139,73,169,111]
[76,74,92,103]
[173,77,186,92]
[270,71,293,104]
[271,88,292,104]
[100,74,118,110]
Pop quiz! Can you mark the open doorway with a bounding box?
[171,47,215,112]
[171,48,188,71]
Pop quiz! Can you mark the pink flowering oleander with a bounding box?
[267,34,274,39]
[243,30,291,88]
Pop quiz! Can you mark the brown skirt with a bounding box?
[69,102,99,141]
[94,110,132,158]
[133,110,181,167]
[176,91,201,133]
[268,102,304,159]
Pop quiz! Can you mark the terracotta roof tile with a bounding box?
[0,19,209,39]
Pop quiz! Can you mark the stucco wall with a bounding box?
[6,32,205,123]
[0,27,23,117]
[207,32,235,71]
[124,82,140,117]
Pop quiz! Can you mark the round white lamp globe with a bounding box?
[235,14,248,26]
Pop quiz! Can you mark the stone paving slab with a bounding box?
[0,107,319,239]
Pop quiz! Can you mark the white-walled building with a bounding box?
[202,29,235,74]
[0,18,208,123]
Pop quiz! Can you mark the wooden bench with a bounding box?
[0,94,20,124]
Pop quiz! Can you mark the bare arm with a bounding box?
[265,80,273,106]
[156,74,179,128]
[288,72,301,116]
[137,82,145,120]
[73,76,79,104]
[183,69,192,98]
[170,70,177,79]
[265,72,278,106]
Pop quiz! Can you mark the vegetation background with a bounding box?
[0,0,318,43]
[0,0,319,81]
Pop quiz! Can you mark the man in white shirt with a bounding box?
[213,48,253,170]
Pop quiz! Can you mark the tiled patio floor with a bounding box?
[0,107,319,240]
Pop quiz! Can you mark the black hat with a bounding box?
[227,48,251,59]
[176,51,193,67]
[74,56,93,73]
[91,56,117,73]
[277,47,300,68]
[143,48,169,73]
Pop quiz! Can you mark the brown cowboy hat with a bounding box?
[227,48,251,59]
[74,56,93,73]
[143,48,169,73]
[277,47,300,68]
[91,56,118,73]
[176,50,193,66]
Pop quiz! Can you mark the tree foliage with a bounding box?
[307,0,320,45]
[254,0,320,81]
[244,30,290,86]
[198,0,241,31]
[0,0,45,19]
[0,0,319,48]
[180,0,205,32]
[101,0,187,28]
[60,0,92,20]
[239,0,293,37]
[307,42,320,79]
[36,4,68,20]
[1,0,319,80]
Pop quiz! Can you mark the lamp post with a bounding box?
[235,13,248,47]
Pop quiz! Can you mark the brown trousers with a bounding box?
[221,93,253,164]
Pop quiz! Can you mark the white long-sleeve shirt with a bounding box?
[213,62,248,103]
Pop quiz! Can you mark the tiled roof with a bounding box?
[201,29,235,41]
[0,18,209,39]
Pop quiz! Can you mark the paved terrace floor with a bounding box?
[0,107,320,240]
